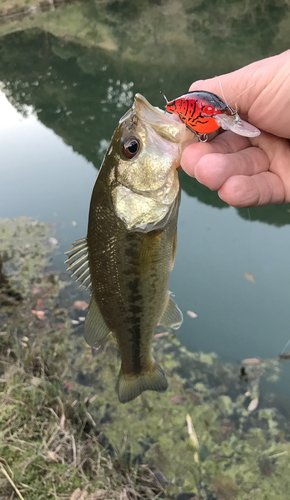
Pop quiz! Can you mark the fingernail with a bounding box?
[194,164,201,183]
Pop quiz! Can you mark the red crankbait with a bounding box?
[163,90,260,142]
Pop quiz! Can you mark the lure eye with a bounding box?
[122,136,140,159]
[203,105,215,115]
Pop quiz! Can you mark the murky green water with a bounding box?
[1,0,290,496]
[1,1,290,365]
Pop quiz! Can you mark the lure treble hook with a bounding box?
[160,91,168,104]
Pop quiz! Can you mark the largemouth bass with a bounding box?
[65,94,193,403]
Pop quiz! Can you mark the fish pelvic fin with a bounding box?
[64,237,92,293]
[116,362,168,404]
[158,292,183,330]
[84,296,111,348]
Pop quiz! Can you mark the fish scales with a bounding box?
[88,191,178,374]
[88,177,180,376]
[66,93,194,403]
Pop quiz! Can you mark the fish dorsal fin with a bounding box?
[158,292,183,330]
[64,237,92,293]
[84,296,111,348]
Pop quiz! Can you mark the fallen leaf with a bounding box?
[47,451,60,462]
[31,310,45,320]
[187,310,198,318]
[279,353,290,360]
[190,392,200,404]
[58,323,66,330]
[70,489,88,500]
[244,272,255,283]
[73,300,88,310]
[170,395,187,404]
[154,331,169,338]
[70,490,81,500]
[91,491,107,499]
[48,237,58,246]
[248,397,259,412]
[186,413,199,459]
[71,319,79,325]
[241,358,260,365]
[78,316,86,321]
[63,379,77,391]
[60,412,66,430]
[30,376,42,387]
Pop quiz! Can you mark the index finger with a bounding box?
[181,131,251,177]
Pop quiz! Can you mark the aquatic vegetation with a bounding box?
[1,217,290,499]
[0,217,53,292]
[0,218,164,500]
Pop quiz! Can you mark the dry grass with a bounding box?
[0,218,166,500]
[0,339,166,500]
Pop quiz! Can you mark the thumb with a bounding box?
[188,67,258,119]
[189,50,290,137]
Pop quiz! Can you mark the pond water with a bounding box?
[1,0,290,384]
[1,1,290,495]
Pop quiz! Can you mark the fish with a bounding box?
[164,90,260,141]
[65,94,193,403]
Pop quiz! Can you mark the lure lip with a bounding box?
[214,113,261,137]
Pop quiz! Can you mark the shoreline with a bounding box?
[0,0,74,22]
[1,217,290,500]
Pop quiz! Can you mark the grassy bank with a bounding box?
[1,217,290,499]
[0,218,164,499]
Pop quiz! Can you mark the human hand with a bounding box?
[181,50,290,207]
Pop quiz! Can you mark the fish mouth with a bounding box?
[132,93,191,144]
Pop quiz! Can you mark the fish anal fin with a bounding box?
[158,292,183,330]
[117,362,168,404]
[84,296,111,349]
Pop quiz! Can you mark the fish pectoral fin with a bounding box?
[158,292,183,330]
[117,362,168,404]
[84,296,111,348]
[64,237,92,293]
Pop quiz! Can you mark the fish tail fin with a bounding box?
[116,362,168,404]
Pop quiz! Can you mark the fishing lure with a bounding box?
[163,90,260,142]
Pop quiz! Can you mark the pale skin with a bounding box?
[181,50,290,207]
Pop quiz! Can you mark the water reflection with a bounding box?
[1,26,290,226]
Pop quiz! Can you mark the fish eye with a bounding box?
[122,136,140,159]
